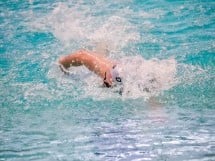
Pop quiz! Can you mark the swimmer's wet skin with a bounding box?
[58,50,124,92]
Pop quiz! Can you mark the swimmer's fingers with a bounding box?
[59,64,70,75]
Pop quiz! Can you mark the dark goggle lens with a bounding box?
[115,77,122,82]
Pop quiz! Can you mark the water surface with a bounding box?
[0,0,215,161]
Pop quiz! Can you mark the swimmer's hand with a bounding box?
[59,64,70,75]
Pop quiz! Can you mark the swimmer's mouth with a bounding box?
[103,81,124,95]
[103,81,111,88]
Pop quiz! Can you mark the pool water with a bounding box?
[0,0,215,161]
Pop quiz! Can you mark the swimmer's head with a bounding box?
[103,66,124,95]
[103,65,123,88]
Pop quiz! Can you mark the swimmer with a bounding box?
[58,49,123,88]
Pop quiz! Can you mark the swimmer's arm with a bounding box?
[58,53,83,69]
[58,51,86,75]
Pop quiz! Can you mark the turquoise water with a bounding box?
[0,0,215,160]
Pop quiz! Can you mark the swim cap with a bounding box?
[111,65,123,85]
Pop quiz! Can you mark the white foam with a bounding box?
[88,16,140,52]
[46,56,209,101]
[117,56,177,99]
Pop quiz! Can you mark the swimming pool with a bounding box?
[0,0,215,160]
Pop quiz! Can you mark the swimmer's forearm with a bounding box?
[58,54,82,68]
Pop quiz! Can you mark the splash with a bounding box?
[47,56,178,100]
[117,56,177,99]
[29,2,140,52]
